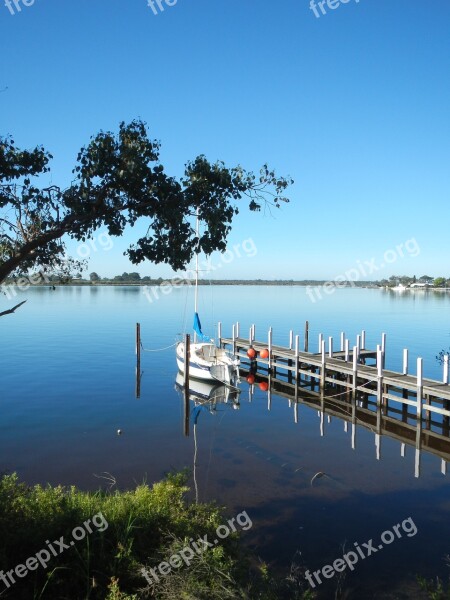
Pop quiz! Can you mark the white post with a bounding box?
[249,326,253,345]
[268,327,273,370]
[377,347,383,407]
[356,334,361,350]
[352,346,358,397]
[252,324,256,340]
[381,333,386,368]
[218,322,222,345]
[318,333,323,353]
[340,332,345,352]
[444,354,449,384]
[328,336,333,358]
[361,330,366,350]
[289,330,293,350]
[401,443,405,458]
[441,459,447,475]
[345,339,349,362]
[295,334,299,386]
[417,357,423,421]
[321,340,326,390]
[403,349,408,375]
[232,324,236,354]
[236,322,240,339]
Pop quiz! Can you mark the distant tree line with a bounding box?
[379,275,450,288]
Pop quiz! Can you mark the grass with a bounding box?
[0,471,314,600]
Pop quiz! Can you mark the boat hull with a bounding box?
[176,342,239,385]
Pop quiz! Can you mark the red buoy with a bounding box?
[260,349,269,359]
[259,381,269,391]
[247,347,256,359]
[247,374,255,384]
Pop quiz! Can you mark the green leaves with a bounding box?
[1,120,293,283]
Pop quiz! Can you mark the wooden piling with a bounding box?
[304,321,309,352]
[135,323,141,399]
[320,340,326,391]
[417,357,423,424]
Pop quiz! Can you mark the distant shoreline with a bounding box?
[4,279,450,291]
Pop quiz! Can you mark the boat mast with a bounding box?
[194,208,199,342]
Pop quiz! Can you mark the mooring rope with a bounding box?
[141,341,178,352]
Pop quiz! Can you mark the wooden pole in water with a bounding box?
[340,332,345,352]
[304,321,309,352]
[236,321,240,339]
[381,333,386,368]
[361,330,366,350]
[232,324,236,355]
[352,346,358,399]
[444,354,449,384]
[377,347,383,406]
[135,323,141,399]
[328,336,333,358]
[320,340,326,391]
[218,321,222,347]
[184,334,190,437]
[268,327,273,372]
[136,323,141,363]
[403,349,408,375]
[318,333,323,353]
[289,330,293,350]
[416,357,423,424]
[345,339,349,362]
[295,334,300,389]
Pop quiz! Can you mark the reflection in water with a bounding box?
[175,373,240,502]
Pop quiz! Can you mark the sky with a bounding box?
[1,0,449,281]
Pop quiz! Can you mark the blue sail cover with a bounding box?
[193,312,211,342]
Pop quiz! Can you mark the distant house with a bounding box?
[410,282,432,288]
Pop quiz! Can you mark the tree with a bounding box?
[89,272,100,282]
[0,120,293,302]
[434,277,446,287]
[419,275,433,283]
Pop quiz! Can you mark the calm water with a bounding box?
[1,285,450,598]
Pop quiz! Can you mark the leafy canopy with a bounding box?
[0,120,293,285]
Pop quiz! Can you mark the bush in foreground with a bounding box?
[0,471,313,600]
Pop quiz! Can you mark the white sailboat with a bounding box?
[175,212,240,386]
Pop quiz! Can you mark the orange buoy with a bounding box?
[247,347,256,359]
[260,349,269,359]
[247,374,255,384]
[259,381,269,392]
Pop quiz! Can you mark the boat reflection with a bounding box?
[175,373,241,501]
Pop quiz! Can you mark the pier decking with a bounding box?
[219,322,450,422]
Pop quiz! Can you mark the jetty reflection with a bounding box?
[242,367,450,480]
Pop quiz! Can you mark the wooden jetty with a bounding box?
[219,321,450,430]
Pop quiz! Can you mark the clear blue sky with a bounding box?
[1,0,449,280]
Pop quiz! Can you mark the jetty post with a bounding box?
[304,321,309,352]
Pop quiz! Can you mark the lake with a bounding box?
[1,285,450,598]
